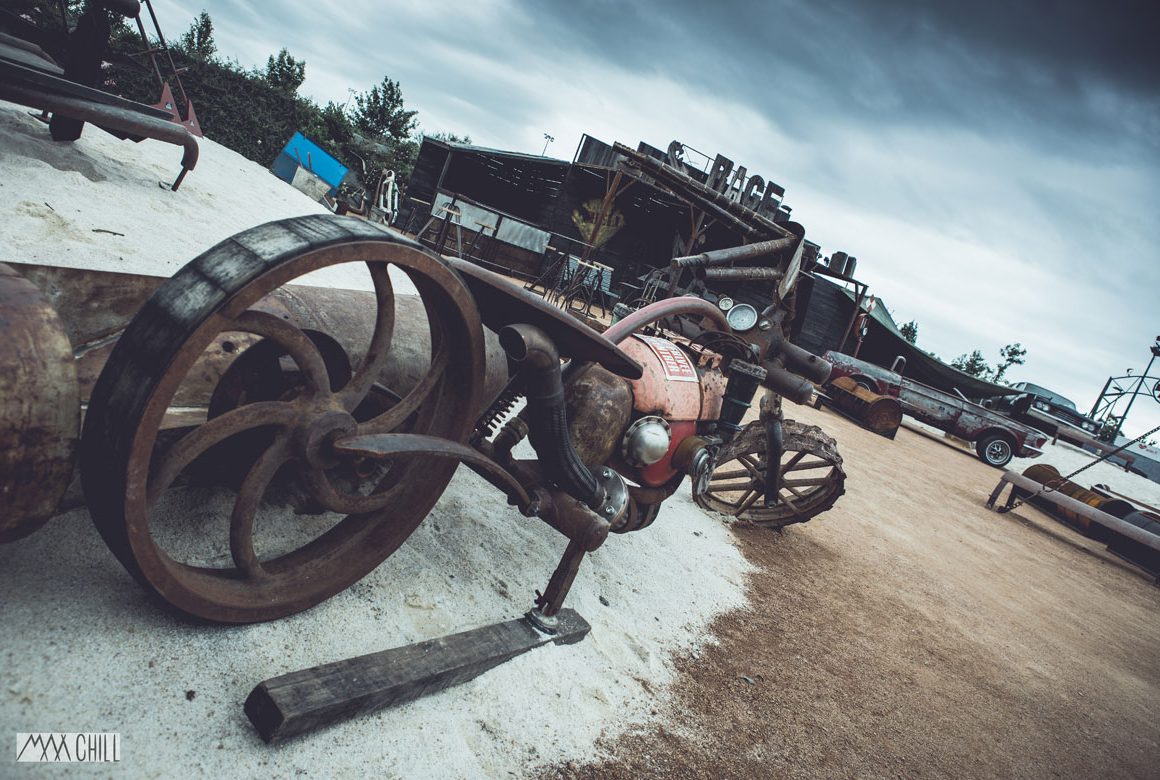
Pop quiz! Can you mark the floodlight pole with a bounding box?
[541,133,555,156]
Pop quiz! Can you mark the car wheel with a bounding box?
[975,434,1014,468]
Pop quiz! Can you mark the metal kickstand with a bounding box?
[528,538,589,634]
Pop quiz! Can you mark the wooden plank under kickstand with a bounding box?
[245,608,590,744]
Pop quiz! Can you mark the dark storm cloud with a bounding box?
[515,0,1159,158]
[153,0,550,136]
[150,0,1159,434]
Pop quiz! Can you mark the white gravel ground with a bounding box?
[1,480,749,778]
[0,102,752,777]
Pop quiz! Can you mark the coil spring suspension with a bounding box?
[472,377,524,444]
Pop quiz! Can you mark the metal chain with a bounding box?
[997,422,1160,513]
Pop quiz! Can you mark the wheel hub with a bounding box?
[295,407,357,470]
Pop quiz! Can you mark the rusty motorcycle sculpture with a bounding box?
[74,214,844,627]
[3,213,845,739]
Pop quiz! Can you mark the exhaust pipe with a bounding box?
[499,324,604,509]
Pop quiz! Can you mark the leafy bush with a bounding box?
[103,11,420,185]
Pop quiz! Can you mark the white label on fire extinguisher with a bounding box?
[636,335,699,382]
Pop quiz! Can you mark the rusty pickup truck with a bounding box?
[822,351,1048,467]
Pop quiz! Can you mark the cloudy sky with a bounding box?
[154,0,1160,438]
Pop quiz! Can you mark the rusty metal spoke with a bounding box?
[230,310,331,396]
[355,333,449,435]
[229,435,291,578]
[782,458,831,472]
[735,489,762,515]
[299,465,397,516]
[782,475,833,488]
[710,467,751,480]
[706,479,755,494]
[147,401,298,505]
[738,453,762,472]
[339,262,395,410]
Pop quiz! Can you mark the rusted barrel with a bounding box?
[1106,510,1160,574]
[4,265,508,535]
[1021,464,1135,539]
[0,264,80,542]
[825,376,902,438]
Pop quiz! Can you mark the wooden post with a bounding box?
[245,609,591,744]
[580,171,623,264]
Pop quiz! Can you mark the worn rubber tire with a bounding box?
[976,433,1015,468]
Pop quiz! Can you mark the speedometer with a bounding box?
[726,303,758,332]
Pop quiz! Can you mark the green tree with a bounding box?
[991,343,1027,384]
[6,0,82,29]
[179,10,216,60]
[264,48,305,94]
[105,27,426,184]
[429,131,472,144]
[352,77,418,140]
[320,101,353,133]
[899,320,918,344]
[951,350,992,378]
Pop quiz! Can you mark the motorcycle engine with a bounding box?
[566,334,729,490]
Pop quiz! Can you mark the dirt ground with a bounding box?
[542,403,1160,780]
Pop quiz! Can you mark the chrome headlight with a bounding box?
[1034,401,1048,411]
[621,416,672,468]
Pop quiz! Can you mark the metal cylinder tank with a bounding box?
[1021,464,1135,539]
[0,264,79,542]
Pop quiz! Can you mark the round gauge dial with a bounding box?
[717,295,734,311]
[726,303,758,332]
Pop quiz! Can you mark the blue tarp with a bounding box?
[270,132,348,196]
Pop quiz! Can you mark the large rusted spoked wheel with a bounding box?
[694,419,845,528]
[81,216,485,622]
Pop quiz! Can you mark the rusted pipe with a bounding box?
[499,324,603,509]
[768,332,832,385]
[0,264,79,542]
[672,237,798,269]
[701,267,783,282]
[538,491,610,551]
[602,296,730,345]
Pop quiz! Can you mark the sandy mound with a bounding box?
[0,101,750,776]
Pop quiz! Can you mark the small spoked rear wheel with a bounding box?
[81,216,485,623]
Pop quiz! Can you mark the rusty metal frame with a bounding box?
[612,142,793,242]
[0,81,198,190]
[987,471,1160,555]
